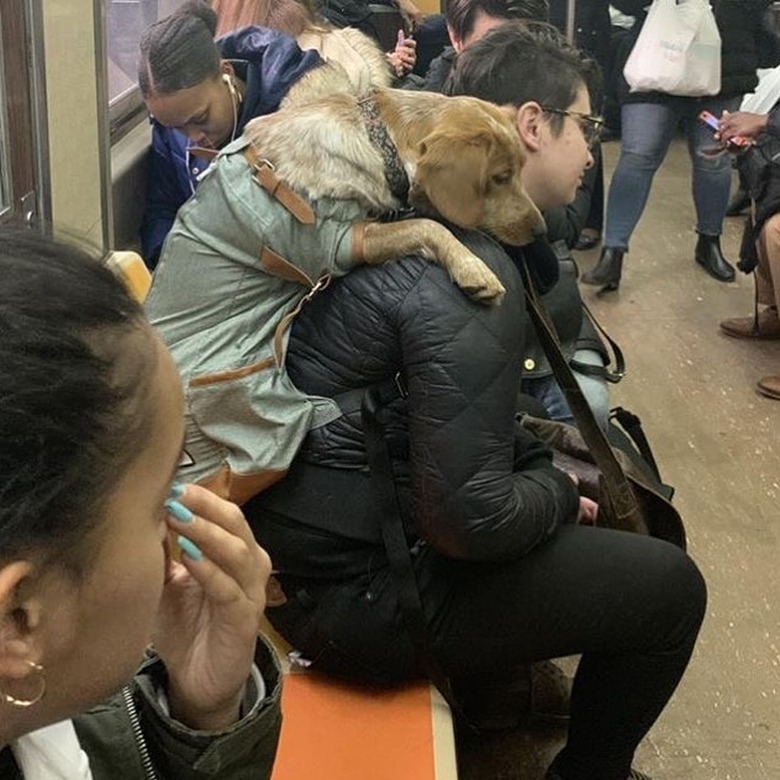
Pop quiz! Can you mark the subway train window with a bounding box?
[106,0,187,137]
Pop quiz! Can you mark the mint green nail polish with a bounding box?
[165,499,193,523]
[177,535,203,561]
[169,482,185,500]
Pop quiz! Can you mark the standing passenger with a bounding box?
[584,0,771,289]
[138,0,321,267]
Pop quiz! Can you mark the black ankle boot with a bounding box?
[581,247,623,291]
[695,233,735,282]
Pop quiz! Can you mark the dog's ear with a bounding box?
[413,128,492,228]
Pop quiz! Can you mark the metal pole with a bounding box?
[565,0,576,44]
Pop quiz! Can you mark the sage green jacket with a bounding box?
[2,638,282,779]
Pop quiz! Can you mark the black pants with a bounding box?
[267,524,705,780]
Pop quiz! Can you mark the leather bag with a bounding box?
[521,265,687,549]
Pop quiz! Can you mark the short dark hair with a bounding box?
[0,231,154,573]
[447,21,602,129]
[138,0,221,98]
[444,0,548,43]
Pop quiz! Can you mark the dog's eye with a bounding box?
[492,173,512,186]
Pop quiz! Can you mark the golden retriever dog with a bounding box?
[242,64,546,304]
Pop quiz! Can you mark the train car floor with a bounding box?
[457,137,780,780]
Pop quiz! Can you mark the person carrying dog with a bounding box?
[246,22,706,780]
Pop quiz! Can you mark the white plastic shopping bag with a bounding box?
[741,67,780,114]
[623,0,721,96]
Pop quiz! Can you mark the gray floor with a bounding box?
[458,137,780,779]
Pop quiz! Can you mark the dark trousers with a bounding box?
[267,524,706,780]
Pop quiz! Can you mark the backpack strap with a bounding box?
[244,143,315,225]
[361,384,472,729]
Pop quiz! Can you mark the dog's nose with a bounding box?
[532,220,547,238]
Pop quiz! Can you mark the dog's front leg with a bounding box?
[355,219,506,305]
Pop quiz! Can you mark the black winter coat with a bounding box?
[249,230,579,575]
[613,0,770,104]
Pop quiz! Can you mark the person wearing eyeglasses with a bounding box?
[137,0,322,269]
[584,0,772,290]
[245,22,706,780]
[425,2,615,431]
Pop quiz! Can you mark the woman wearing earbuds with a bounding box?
[0,230,281,778]
[139,0,322,268]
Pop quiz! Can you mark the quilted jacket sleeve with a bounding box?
[393,232,580,560]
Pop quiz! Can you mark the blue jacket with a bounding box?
[140,27,322,267]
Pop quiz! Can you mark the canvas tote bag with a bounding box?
[624,0,721,96]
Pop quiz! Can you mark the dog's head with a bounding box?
[410,98,545,246]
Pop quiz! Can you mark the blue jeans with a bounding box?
[604,97,742,250]
[521,348,610,431]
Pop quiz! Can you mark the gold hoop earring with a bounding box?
[0,661,46,708]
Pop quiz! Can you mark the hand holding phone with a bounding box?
[699,110,751,149]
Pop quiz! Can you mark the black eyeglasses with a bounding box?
[540,107,604,148]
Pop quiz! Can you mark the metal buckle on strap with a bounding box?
[302,274,331,301]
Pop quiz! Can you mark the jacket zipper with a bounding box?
[121,685,158,780]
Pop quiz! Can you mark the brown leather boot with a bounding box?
[720,307,780,340]
[757,375,780,399]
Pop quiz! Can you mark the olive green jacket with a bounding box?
[76,636,282,779]
[3,637,282,779]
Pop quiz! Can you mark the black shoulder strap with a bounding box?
[361,385,470,727]
[519,262,640,519]
[570,301,626,384]
[609,406,662,482]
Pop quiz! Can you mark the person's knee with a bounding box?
[618,146,665,171]
[762,213,780,245]
[660,545,708,638]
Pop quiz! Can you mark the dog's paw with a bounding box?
[448,252,506,306]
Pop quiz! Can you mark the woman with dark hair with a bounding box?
[138,0,321,267]
[0,231,280,778]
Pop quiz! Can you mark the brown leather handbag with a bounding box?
[521,265,686,550]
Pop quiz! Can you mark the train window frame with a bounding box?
[0,5,12,220]
[105,0,189,142]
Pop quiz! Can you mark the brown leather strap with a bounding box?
[244,144,316,225]
[520,263,638,520]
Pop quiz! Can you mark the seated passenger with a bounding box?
[247,23,706,780]
[718,107,780,398]
[0,231,279,778]
[212,0,417,85]
[139,0,322,267]
[423,0,549,91]
[441,12,613,429]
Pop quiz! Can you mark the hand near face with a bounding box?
[153,484,272,731]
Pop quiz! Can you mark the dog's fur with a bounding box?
[243,65,546,303]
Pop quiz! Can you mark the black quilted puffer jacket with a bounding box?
[249,229,579,574]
